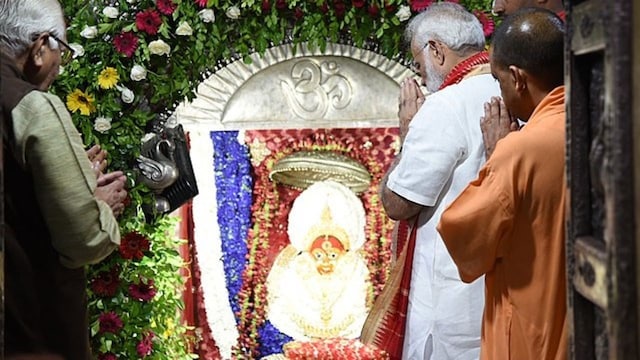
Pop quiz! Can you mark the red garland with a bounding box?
[438,51,490,90]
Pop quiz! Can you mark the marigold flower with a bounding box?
[119,231,151,260]
[136,9,162,35]
[128,278,157,302]
[156,0,177,15]
[98,311,123,334]
[66,89,96,116]
[90,267,121,297]
[97,67,119,89]
[114,31,139,57]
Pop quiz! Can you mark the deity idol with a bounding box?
[266,180,372,340]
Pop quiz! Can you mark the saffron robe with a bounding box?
[438,86,568,360]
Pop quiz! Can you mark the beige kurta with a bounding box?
[438,86,568,360]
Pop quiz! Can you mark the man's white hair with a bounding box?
[405,2,485,55]
[0,0,65,58]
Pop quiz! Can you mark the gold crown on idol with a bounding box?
[304,206,350,251]
[269,150,371,193]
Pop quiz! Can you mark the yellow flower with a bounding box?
[97,67,119,89]
[66,89,96,116]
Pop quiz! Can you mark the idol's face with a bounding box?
[492,0,532,17]
[309,235,345,275]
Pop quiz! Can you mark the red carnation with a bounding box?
[135,9,162,35]
[294,7,303,20]
[275,0,287,10]
[194,0,207,7]
[136,332,155,358]
[410,0,433,12]
[119,231,150,260]
[113,31,138,58]
[384,1,395,12]
[156,0,177,15]
[352,0,365,8]
[98,353,117,360]
[98,311,123,334]
[474,10,495,37]
[128,278,157,302]
[368,4,379,17]
[90,267,121,297]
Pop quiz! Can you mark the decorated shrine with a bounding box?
[50,0,496,358]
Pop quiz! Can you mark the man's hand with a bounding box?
[95,171,128,217]
[398,78,425,144]
[86,144,107,178]
[480,97,519,158]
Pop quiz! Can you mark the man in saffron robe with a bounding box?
[369,2,500,359]
[438,8,567,360]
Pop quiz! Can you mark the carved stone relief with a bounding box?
[175,42,416,130]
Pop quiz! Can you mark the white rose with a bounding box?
[225,6,240,19]
[175,21,193,36]
[103,6,119,19]
[198,9,215,23]
[119,86,135,103]
[396,5,411,22]
[80,25,98,39]
[148,39,171,56]
[69,43,84,58]
[130,64,147,81]
[94,116,112,133]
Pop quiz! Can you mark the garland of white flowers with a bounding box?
[188,127,239,359]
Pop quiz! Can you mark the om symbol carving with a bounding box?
[280,59,353,120]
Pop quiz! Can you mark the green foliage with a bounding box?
[52,0,494,357]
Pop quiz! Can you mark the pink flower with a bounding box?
[135,9,162,35]
[474,10,495,37]
[128,278,157,302]
[156,0,177,15]
[119,231,150,260]
[98,312,123,334]
[194,0,207,7]
[113,32,138,58]
[98,353,117,360]
[136,332,155,358]
[410,0,433,12]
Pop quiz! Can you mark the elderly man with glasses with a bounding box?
[0,0,127,358]
[369,3,501,360]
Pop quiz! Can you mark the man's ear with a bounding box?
[28,36,48,68]
[429,40,445,66]
[509,65,528,92]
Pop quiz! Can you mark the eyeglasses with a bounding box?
[410,41,435,73]
[49,34,75,66]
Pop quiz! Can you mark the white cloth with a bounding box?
[387,74,500,360]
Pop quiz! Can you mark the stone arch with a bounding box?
[175,42,415,130]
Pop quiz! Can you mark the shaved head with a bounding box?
[491,7,564,89]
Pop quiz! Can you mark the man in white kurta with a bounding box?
[379,3,501,360]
